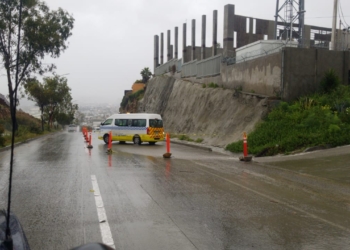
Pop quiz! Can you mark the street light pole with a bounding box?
[330,0,338,50]
[347,27,350,50]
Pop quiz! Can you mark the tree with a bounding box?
[24,78,49,131]
[0,1,74,241]
[24,75,77,130]
[0,0,74,131]
[54,93,78,126]
[43,76,74,129]
[140,67,152,83]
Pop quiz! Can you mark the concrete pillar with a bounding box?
[201,15,206,60]
[304,25,311,48]
[212,10,218,56]
[223,4,235,57]
[160,33,164,64]
[167,30,171,61]
[154,35,159,73]
[175,27,178,59]
[192,19,196,61]
[182,23,187,63]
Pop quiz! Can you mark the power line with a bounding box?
[305,16,350,19]
[338,0,349,27]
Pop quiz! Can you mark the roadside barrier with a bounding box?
[239,132,252,162]
[83,127,89,142]
[87,130,93,149]
[163,133,172,158]
[243,132,248,157]
[107,131,112,154]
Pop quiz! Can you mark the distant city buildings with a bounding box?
[78,103,119,125]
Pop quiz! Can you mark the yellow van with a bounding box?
[98,113,164,145]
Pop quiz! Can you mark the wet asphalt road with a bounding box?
[1,131,350,249]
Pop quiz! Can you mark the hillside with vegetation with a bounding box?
[125,67,350,156]
[119,67,151,113]
[119,89,145,113]
[0,97,42,147]
[226,69,350,156]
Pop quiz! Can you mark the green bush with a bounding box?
[320,69,340,94]
[235,86,243,91]
[129,89,144,101]
[16,126,29,137]
[120,89,145,109]
[29,123,42,134]
[207,82,219,88]
[195,138,203,143]
[178,134,189,140]
[120,96,129,108]
[226,85,350,156]
[202,83,206,88]
[0,125,5,147]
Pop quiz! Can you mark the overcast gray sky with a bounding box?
[0,0,349,109]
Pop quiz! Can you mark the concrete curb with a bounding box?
[170,139,213,152]
[0,131,62,153]
[170,139,243,158]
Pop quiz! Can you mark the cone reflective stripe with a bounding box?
[243,132,248,157]
[87,131,93,148]
[108,131,112,150]
[85,129,89,142]
[84,127,88,140]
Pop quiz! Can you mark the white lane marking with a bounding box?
[91,175,115,248]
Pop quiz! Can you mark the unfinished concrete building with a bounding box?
[154,3,350,101]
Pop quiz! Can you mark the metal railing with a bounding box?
[176,59,182,72]
[155,55,223,78]
[181,60,197,77]
[154,58,178,76]
[197,54,222,78]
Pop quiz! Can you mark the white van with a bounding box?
[98,113,164,145]
[67,124,77,132]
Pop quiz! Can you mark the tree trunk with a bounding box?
[7,83,18,133]
[41,105,44,132]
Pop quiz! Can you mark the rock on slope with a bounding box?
[138,76,269,147]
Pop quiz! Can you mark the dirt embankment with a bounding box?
[138,76,271,147]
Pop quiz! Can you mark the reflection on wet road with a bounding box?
[1,132,350,249]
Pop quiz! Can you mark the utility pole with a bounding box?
[330,0,338,50]
[274,0,305,46]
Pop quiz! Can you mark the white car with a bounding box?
[68,124,77,132]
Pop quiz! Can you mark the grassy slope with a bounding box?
[226,84,350,156]
[0,100,43,147]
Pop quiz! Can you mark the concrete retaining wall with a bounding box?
[222,52,282,97]
[220,48,350,101]
[139,76,268,147]
[282,48,350,101]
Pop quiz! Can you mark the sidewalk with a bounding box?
[254,144,350,163]
[170,138,240,156]
[172,138,350,184]
[253,144,350,184]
